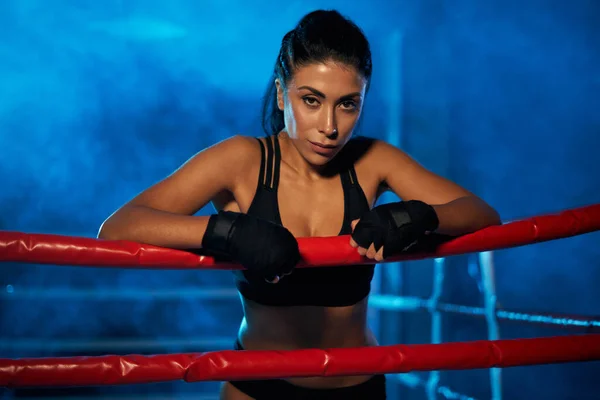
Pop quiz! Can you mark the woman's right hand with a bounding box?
[202,211,300,282]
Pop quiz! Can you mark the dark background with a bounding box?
[1,1,598,399]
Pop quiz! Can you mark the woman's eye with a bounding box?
[340,101,357,111]
[303,97,319,106]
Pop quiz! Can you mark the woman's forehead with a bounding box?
[289,62,366,94]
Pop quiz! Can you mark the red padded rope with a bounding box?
[0,204,598,269]
[1,334,599,387]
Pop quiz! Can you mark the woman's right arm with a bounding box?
[97,135,258,249]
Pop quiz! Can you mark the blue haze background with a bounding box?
[0,1,599,399]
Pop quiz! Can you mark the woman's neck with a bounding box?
[277,131,329,180]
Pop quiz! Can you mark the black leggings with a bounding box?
[228,339,387,400]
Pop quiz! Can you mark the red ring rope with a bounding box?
[1,334,599,387]
[0,203,599,269]
[1,204,599,389]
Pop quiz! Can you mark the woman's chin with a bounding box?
[310,154,343,170]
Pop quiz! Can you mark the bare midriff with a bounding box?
[237,296,378,389]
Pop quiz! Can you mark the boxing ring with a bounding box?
[1,203,600,399]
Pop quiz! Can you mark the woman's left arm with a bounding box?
[374,140,501,236]
[431,196,501,236]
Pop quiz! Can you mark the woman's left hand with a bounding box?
[350,219,386,261]
[349,200,439,261]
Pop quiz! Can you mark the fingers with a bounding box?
[354,242,385,262]
[349,219,360,248]
[366,243,377,259]
[357,245,367,256]
[350,218,384,261]
[374,246,384,262]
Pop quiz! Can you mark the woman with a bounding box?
[99,9,501,400]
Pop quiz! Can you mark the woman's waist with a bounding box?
[238,299,375,350]
[239,324,377,351]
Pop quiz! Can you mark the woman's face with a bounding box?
[276,61,367,166]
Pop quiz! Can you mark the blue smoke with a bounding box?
[0,1,598,399]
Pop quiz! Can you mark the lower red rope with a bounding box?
[1,334,599,387]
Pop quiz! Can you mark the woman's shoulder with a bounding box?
[205,134,262,161]
[183,134,262,180]
[214,134,260,151]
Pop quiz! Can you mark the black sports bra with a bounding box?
[235,134,375,307]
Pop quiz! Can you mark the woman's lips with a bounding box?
[308,140,338,156]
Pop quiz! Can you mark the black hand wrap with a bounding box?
[202,211,300,281]
[351,200,439,258]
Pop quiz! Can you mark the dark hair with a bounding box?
[261,10,372,135]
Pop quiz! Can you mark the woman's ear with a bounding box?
[275,79,285,111]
